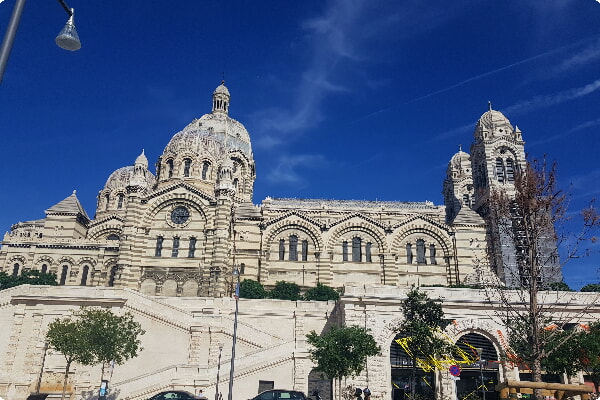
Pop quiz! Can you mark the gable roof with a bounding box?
[45,191,90,220]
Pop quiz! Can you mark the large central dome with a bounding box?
[155,82,256,203]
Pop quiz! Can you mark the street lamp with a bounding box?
[475,347,486,400]
[227,266,241,400]
[215,344,224,400]
[0,0,82,84]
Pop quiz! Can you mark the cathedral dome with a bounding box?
[213,82,230,96]
[103,165,156,190]
[134,149,149,168]
[476,109,513,132]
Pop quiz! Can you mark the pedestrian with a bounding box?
[197,389,208,400]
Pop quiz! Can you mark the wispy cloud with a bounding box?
[502,78,600,116]
[266,154,326,185]
[548,39,600,76]
[253,0,478,148]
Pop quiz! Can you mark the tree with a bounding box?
[546,281,572,291]
[303,283,340,301]
[544,321,600,393]
[270,280,301,300]
[580,283,600,292]
[0,269,58,290]
[394,287,451,398]
[485,159,600,400]
[239,279,267,299]
[306,326,380,400]
[46,307,145,400]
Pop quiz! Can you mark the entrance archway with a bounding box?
[454,332,499,400]
[389,334,435,400]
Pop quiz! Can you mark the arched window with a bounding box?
[289,235,298,261]
[279,239,285,260]
[172,237,180,257]
[416,239,426,264]
[406,243,413,264]
[366,242,372,263]
[167,159,174,178]
[41,264,48,274]
[463,193,470,207]
[302,240,308,262]
[352,237,362,262]
[506,158,515,182]
[233,178,239,191]
[202,161,210,180]
[59,265,68,285]
[12,263,19,276]
[342,241,348,261]
[117,193,124,209]
[80,266,89,286]
[183,158,192,177]
[108,266,117,287]
[429,244,437,265]
[155,236,164,257]
[496,158,505,182]
[105,194,110,211]
[188,237,197,258]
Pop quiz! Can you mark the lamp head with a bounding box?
[55,9,81,51]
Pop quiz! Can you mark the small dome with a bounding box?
[447,147,471,179]
[451,149,470,169]
[104,166,155,190]
[134,149,148,168]
[213,81,230,97]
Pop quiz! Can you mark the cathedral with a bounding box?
[0,82,560,293]
[0,83,582,400]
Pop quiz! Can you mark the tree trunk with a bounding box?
[60,360,71,400]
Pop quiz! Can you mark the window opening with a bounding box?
[105,194,110,211]
[155,236,164,257]
[167,159,174,178]
[302,240,308,261]
[12,263,19,276]
[342,241,348,261]
[172,237,180,257]
[117,193,124,209]
[496,158,505,182]
[406,243,413,264]
[81,266,89,286]
[429,244,437,265]
[41,264,48,274]
[108,266,118,287]
[366,242,372,263]
[289,235,298,261]
[183,158,192,177]
[188,237,197,258]
[352,237,362,262]
[279,239,285,260]
[506,158,515,182]
[60,265,68,285]
[202,162,210,180]
[416,239,426,264]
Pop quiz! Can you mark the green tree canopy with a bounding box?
[580,283,600,292]
[239,279,267,299]
[46,307,144,400]
[545,281,572,291]
[544,321,600,392]
[306,326,380,400]
[303,283,340,301]
[270,281,301,300]
[395,288,451,397]
[0,269,58,290]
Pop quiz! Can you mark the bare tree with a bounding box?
[483,158,599,400]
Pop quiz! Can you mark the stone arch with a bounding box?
[161,279,178,296]
[264,217,324,252]
[392,220,452,257]
[7,255,27,270]
[34,256,54,271]
[140,279,157,296]
[327,219,387,254]
[181,280,199,297]
[143,193,210,227]
[77,257,97,268]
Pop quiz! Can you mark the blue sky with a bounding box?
[1,0,599,289]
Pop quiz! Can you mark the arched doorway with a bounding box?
[389,334,435,400]
[454,333,499,400]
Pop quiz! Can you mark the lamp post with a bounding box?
[0,0,81,84]
[475,347,486,400]
[215,344,224,400]
[227,266,240,400]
